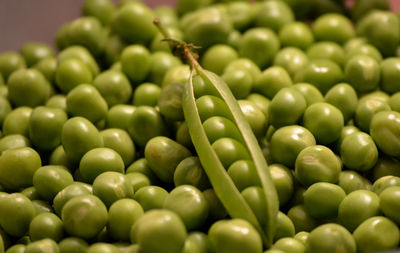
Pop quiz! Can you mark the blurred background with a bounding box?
[0,0,399,52]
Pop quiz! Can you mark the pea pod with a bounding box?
[145,18,282,246]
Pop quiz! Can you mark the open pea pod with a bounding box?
[182,66,279,247]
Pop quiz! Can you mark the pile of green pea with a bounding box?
[0,0,400,252]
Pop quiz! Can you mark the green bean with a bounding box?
[154,19,279,247]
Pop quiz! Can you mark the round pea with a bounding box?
[389,92,400,113]
[121,44,151,84]
[325,83,358,123]
[201,44,239,75]
[208,219,263,253]
[133,186,168,212]
[33,165,73,201]
[222,68,252,99]
[3,107,32,137]
[307,41,345,67]
[270,164,294,207]
[61,195,108,240]
[270,125,316,168]
[29,212,63,242]
[253,66,293,100]
[52,182,92,216]
[306,224,356,253]
[0,134,30,154]
[303,102,344,144]
[292,82,324,107]
[125,172,151,191]
[279,22,314,50]
[106,104,136,131]
[372,176,400,195]
[274,211,295,241]
[92,70,132,106]
[196,95,233,122]
[157,82,184,121]
[0,147,41,191]
[82,0,115,26]
[379,186,400,224]
[287,205,318,233]
[203,116,242,144]
[372,156,400,181]
[101,128,135,167]
[353,216,400,253]
[20,42,54,67]
[273,238,305,253]
[79,147,124,184]
[241,186,268,227]
[25,239,59,253]
[126,158,159,184]
[273,47,308,79]
[61,116,103,163]
[107,199,143,241]
[174,156,211,191]
[131,209,187,253]
[0,52,26,81]
[59,237,88,253]
[227,160,259,192]
[55,58,93,93]
[370,111,400,157]
[212,137,250,168]
[133,82,161,107]
[254,0,294,32]
[338,170,371,194]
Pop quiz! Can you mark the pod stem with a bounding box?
[153,18,201,70]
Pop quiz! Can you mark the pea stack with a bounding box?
[0,0,400,252]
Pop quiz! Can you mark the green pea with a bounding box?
[63,16,105,56]
[196,95,233,123]
[212,137,250,168]
[303,102,344,144]
[356,11,399,57]
[61,195,108,240]
[270,164,294,207]
[222,69,252,99]
[120,44,151,84]
[370,111,400,157]
[338,190,380,232]
[32,200,53,215]
[246,93,270,119]
[45,95,67,111]
[82,0,115,26]
[28,212,63,242]
[373,176,400,195]
[292,83,324,107]
[21,186,39,200]
[325,83,358,123]
[274,212,295,241]
[92,171,133,207]
[268,87,307,128]
[0,147,41,191]
[203,188,228,221]
[295,145,341,187]
[87,243,120,253]
[176,122,193,149]
[380,58,400,94]
[239,28,280,69]
[0,96,11,127]
[79,147,124,183]
[101,128,135,167]
[307,41,345,67]
[181,232,208,253]
[313,13,355,44]
[59,237,88,253]
[0,134,30,154]
[61,117,103,163]
[176,0,211,15]
[226,2,255,31]
[294,231,309,245]
[133,186,168,211]
[273,47,308,79]
[131,209,187,253]
[92,70,132,106]
[208,219,263,253]
[238,100,268,139]
[0,52,26,81]
[224,58,261,84]
[145,136,191,183]
[33,165,73,201]
[52,182,92,216]
[8,68,50,107]
[379,186,400,224]
[107,199,143,241]
[389,92,400,112]
[294,59,343,94]
[345,55,380,93]
[279,22,314,50]
[125,172,151,191]
[48,145,74,172]
[25,239,59,253]
[241,186,267,227]
[183,7,232,49]
[58,46,100,76]
[201,44,238,75]
[20,42,54,67]
[132,82,161,107]
[149,52,181,85]
[304,182,346,220]
[128,106,167,147]
[254,0,294,32]
[253,66,293,100]
[287,205,318,233]
[338,170,371,194]
[340,131,378,171]
[5,244,26,253]
[372,156,400,181]
[306,224,356,253]
[345,43,383,65]
[3,107,32,137]
[355,98,391,133]
[192,74,219,98]
[126,158,159,184]
[270,125,316,168]
[174,156,211,191]
[273,238,305,253]
[158,82,184,121]
[103,35,126,67]
[203,116,242,144]
[227,160,259,192]
[353,216,400,253]
[162,65,190,88]
[0,193,35,237]
[106,104,135,131]
[55,58,93,93]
